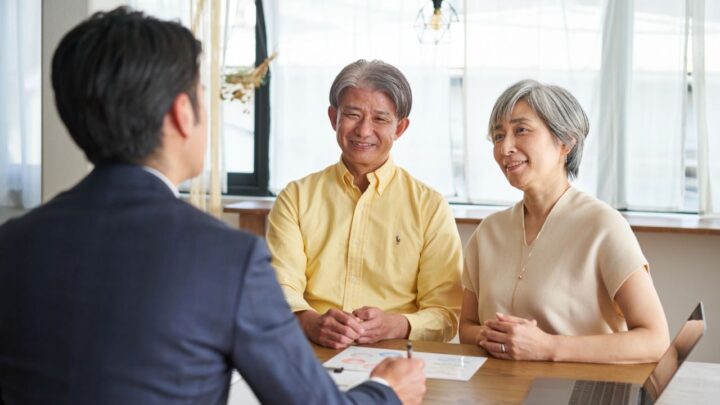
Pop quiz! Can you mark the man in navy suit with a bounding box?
[0,7,425,404]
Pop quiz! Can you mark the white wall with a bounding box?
[457,223,720,363]
[41,0,92,202]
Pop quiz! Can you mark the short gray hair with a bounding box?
[329,59,412,120]
[488,79,589,180]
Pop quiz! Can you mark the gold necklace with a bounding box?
[510,215,543,312]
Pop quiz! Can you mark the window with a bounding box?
[132,0,270,196]
[135,0,719,216]
[223,0,270,196]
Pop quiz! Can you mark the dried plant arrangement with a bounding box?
[221,52,277,103]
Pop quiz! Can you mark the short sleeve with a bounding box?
[596,210,649,299]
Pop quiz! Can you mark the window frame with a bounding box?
[226,0,271,196]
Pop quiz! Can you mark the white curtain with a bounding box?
[0,0,41,209]
[131,0,234,214]
[464,0,604,205]
[698,0,720,216]
[623,0,686,211]
[465,0,691,212]
[267,0,455,196]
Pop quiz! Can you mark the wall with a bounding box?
[457,223,720,363]
[41,0,91,202]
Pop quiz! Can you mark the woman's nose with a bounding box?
[499,135,516,155]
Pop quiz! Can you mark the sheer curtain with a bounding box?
[623,0,686,211]
[0,0,41,209]
[698,0,720,216]
[267,0,455,196]
[464,0,604,205]
[131,0,233,217]
[465,0,690,211]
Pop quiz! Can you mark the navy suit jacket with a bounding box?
[0,164,399,404]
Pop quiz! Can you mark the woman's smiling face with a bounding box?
[491,99,570,192]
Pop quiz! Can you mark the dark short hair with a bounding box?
[51,6,202,165]
[329,59,412,120]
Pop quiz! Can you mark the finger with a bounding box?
[359,315,383,332]
[353,306,379,321]
[327,309,365,334]
[319,330,356,348]
[479,340,509,358]
[356,334,379,344]
[325,319,363,339]
[484,320,513,333]
[496,312,531,324]
[483,328,508,344]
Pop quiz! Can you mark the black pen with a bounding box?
[406,341,413,359]
[324,366,344,373]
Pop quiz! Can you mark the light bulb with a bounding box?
[430,9,443,30]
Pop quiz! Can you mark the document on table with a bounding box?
[323,346,486,382]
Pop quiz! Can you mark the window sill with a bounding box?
[223,197,720,237]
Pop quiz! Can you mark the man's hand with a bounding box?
[353,306,410,344]
[370,357,426,405]
[296,308,364,349]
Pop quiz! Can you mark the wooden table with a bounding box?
[312,339,720,404]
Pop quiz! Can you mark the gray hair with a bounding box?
[488,79,589,180]
[329,59,412,120]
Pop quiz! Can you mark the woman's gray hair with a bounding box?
[488,79,589,180]
[329,59,412,120]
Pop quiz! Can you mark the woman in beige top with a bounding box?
[459,80,669,363]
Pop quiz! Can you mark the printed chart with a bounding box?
[323,346,486,381]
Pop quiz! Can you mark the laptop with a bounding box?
[523,302,706,405]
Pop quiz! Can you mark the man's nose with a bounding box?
[356,117,373,137]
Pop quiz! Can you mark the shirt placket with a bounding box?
[342,180,374,312]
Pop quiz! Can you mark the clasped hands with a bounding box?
[298,307,410,349]
[477,312,555,361]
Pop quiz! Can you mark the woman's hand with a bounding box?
[479,313,556,361]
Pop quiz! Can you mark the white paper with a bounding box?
[323,346,487,382]
[327,369,370,391]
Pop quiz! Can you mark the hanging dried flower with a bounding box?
[221,52,277,103]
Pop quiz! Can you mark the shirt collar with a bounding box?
[335,157,396,195]
[142,166,180,198]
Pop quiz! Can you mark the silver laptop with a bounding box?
[523,302,706,405]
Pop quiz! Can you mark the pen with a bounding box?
[324,366,344,373]
[406,341,413,359]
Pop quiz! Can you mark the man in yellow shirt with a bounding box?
[267,59,463,349]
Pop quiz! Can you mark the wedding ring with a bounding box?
[500,343,506,353]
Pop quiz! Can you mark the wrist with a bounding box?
[295,310,318,335]
[546,334,562,361]
[396,314,411,339]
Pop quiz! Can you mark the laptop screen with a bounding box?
[642,302,705,401]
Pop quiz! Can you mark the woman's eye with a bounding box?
[493,134,504,143]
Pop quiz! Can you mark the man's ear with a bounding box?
[328,106,339,131]
[394,117,410,140]
[168,92,196,140]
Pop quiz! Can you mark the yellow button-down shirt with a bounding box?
[267,158,462,341]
